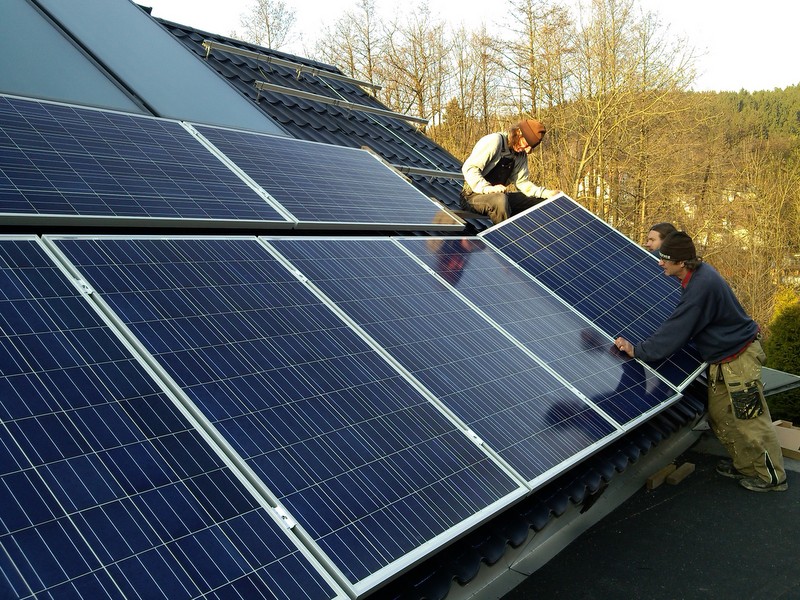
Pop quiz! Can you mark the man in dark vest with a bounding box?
[460,119,560,224]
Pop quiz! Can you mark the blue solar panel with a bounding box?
[481,195,705,388]
[192,123,463,230]
[0,237,340,600]
[51,236,522,594]
[399,237,681,425]
[267,238,617,484]
[0,95,290,227]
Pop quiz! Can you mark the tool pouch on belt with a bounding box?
[727,378,764,420]
[718,347,765,420]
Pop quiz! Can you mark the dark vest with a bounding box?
[462,135,517,196]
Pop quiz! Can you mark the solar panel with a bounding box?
[49,236,523,595]
[481,195,705,388]
[398,237,681,426]
[191,123,463,231]
[0,236,342,600]
[0,95,291,228]
[266,238,618,485]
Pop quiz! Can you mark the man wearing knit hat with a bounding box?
[460,119,560,224]
[615,232,787,492]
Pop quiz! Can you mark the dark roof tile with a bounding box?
[524,502,553,532]
[478,534,509,566]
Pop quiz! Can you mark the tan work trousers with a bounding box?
[708,340,786,485]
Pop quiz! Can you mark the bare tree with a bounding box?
[382,3,450,124]
[503,0,540,114]
[553,0,698,229]
[314,0,382,89]
[500,0,575,192]
[696,141,800,328]
[239,0,296,50]
[470,26,506,135]
[430,25,503,158]
[449,26,480,137]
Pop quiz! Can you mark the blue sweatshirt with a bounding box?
[634,262,758,364]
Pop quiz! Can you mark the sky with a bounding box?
[143,0,800,93]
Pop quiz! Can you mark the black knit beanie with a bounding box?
[659,231,696,262]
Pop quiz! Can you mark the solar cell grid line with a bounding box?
[189,122,464,231]
[397,237,682,427]
[265,237,618,487]
[0,236,343,600]
[49,235,524,596]
[0,94,292,228]
[481,194,706,389]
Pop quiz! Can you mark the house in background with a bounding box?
[2,2,795,599]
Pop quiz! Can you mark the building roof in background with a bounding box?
[763,367,800,396]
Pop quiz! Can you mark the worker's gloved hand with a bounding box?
[545,189,562,198]
[484,184,508,193]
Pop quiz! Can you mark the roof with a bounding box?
[763,366,800,396]
[370,389,707,600]
[502,438,800,600]
[0,3,793,599]
[131,10,800,600]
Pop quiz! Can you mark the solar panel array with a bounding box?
[0,94,462,232]
[1,91,704,595]
[0,210,700,595]
[398,237,677,425]
[0,237,342,600]
[481,195,706,388]
[191,123,461,230]
[49,236,524,595]
[266,238,677,482]
[0,95,290,228]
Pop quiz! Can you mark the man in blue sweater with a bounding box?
[615,232,787,492]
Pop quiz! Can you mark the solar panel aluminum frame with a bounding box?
[0,94,296,230]
[189,122,465,232]
[253,81,429,126]
[393,236,685,433]
[201,40,382,91]
[261,236,634,489]
[0,212,297,231]
[43,234,527,598]
[38,234,353,599]
[479,194,708,390]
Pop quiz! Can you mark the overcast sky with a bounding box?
[143,0,800,93]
